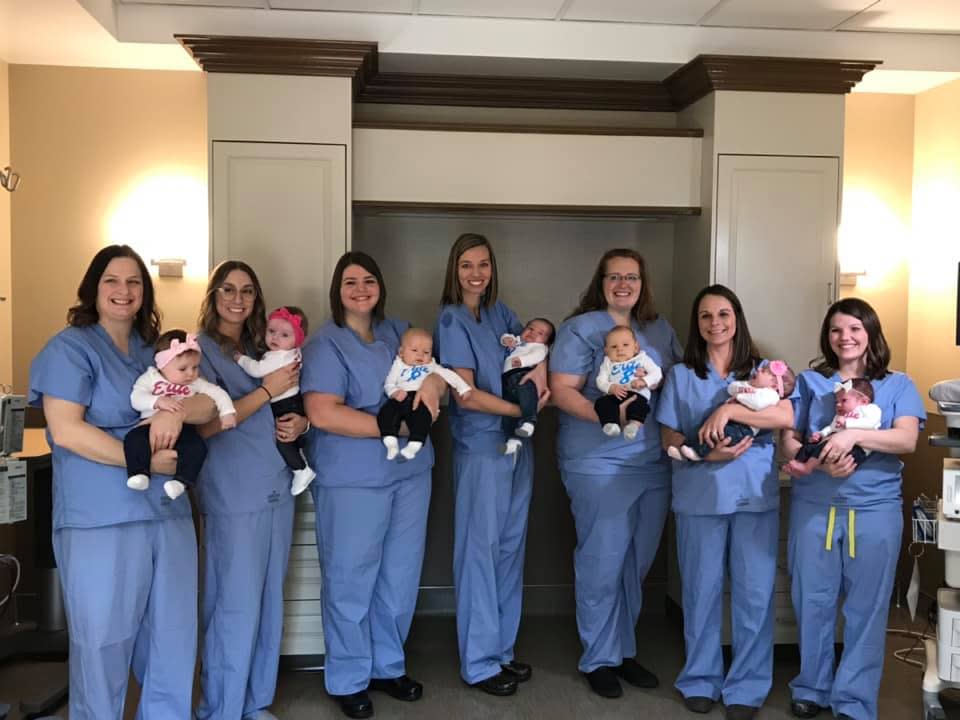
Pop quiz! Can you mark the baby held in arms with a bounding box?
[378,328,472,461]
[500,317,555,455]
[594,325,663,441]
[669,359,796,462]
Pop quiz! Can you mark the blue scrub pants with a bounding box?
[454,445,533,684]
[561,471,669,673]
[675,510,778,707]
[54,516,197,720]
[788,498,901,720]
[196,502,294,720]
[314,472,432,695]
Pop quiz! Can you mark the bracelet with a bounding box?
[260,386,273,401]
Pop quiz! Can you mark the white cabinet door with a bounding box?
[715,154,839,371]
[211,142,347,326]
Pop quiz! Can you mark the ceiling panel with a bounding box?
[838,0,960,32]
[563,0,721,25]
[117,0,267,6]
[267,0,416,11]
[418,0,565,20]
[702,0,874,31]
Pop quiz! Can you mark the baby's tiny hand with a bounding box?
[233,351,242,362]
[810,431,823,443]
[741,386,755,394]
[155,396,184,413]
[611,384,629,400]
[630,378,647,390]
[392,390,408,402]
[511,358,522,369]
[221,413,237,430]
[501,336,518,349]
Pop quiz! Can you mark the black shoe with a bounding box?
[470,670,518,696]
[584,667,623,698]
[726,705,759,720]
[501,660,532,682]
[369,675,423,701]
[790,699,824,718]
[336,691,373,719]
[613,658,659,688]
[684,696,715,714]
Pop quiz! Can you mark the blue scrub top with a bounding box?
[550,311,682,479]
[197,333,293,516]
[301,318,434,488]
[28,324,190,530]
[656,362,779,515]
[790,369,925,508]
[434,302,523,454]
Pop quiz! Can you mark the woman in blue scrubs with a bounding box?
[656,285,794,720]
[302,251,443,719]
[549,248,681,699]
[29,245,214,719]
[194,260,305,720]
[433,233,548,697]
[782,298,924,720]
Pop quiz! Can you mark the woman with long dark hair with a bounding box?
[28,245,214,718]
[782,298,924,720]
[194,259,304,720]
[657,284,794,719]
[549,248,681,698]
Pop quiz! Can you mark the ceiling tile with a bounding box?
[267,0,416,11]
[418,0,565,20]
[563,0,721,25]
[702,0,873,30]
[837,0,960,32]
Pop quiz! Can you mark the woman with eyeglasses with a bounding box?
[194,260,305,720]
[549,248,682,699]
[301,251,444,719]
[28,244,216,718]
[433,233,550,697]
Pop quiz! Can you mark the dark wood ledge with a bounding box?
[177,36,879,111]
[353,121,703,137]
[353,201,701,219]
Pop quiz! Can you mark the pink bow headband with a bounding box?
[767,359,788,398]
[155,333,201,370]
[269,307,305,347]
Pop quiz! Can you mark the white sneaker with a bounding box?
[602,423,621,437]
[680,445,703,462]
[127,474,150,491]
[623,421,642,441]
[163,479,186,499]
[291,466,316,496]
[400,441,423,460]
[504,438,522,455]
[666,446,684,461]
[515,422,535,438]
[383,436,399,460]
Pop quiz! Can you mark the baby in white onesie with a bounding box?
[595,325,663,440]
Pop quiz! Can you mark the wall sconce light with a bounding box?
[0,167,20,193]
[839,269,866,288]
[151,258,186,278]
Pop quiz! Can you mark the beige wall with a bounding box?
[0,60,10,388]
[10,66,207,394]
[840,94,914,371]
[908,78,960,409]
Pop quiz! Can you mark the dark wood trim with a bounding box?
[355,73,673,112]
[177,36,878,111]
[665,55,880,109]
[353,201,701,218]
[175,35,379,95]
[352,121,703,137]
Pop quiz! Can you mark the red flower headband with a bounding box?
[269,307,305,347]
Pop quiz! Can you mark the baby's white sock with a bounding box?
[602,423,621,437]
[127,474,150,491]
[623,421,642,440]
[163,479,186,499]
[291,466,316,495]
[680,445,703,462]
[400,441,423,460]
[515,422,535,438]
[383,436,399,460]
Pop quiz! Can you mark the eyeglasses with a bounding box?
[216,285,257,302]
[603,273,641,284]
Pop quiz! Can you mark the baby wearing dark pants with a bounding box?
[500,318,554,455]
[378,328,473,461]
[594,325,663,441]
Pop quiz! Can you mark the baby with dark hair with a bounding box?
[500,317,555,455]
[786,377,881,473]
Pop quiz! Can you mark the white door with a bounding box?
[715,154,839,372]
[211,141,347,327]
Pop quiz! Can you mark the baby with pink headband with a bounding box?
[236,306,316,496]
[126,329,237,500]
[668,359,796,463]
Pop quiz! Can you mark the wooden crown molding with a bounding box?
[177,36,878,111]
[353,200,700,219]
[665,55,880,108]
[353,120,703,137]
